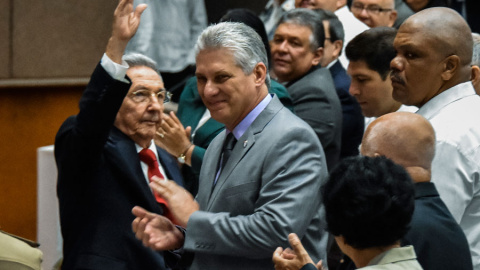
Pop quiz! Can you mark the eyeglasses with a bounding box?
[130,89,172,104]
[351,2,393,14]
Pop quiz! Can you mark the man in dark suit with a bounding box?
[55,1,183,269]
[132,21,329,269]
[315,9,364,159]
[361,112,473,270]
[270,8,342,170]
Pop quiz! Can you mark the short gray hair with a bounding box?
[123,53,163,81]
[279,8,325,52]
[195,22,270,89]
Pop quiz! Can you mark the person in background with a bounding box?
[295,0,369,67]
[359,112,473,270]
[403,0,449,12]
[272,112,473,270]
[390,8,480,268]
[345,27,416,129]
[273,155,421,270]
[271,8,342,170]
[259,0,295,40]
[126,0,207,102]
[0,230,43,270]
[350,0,397,28]
[315,9,364,159]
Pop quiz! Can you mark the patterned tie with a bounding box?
[138,148,178,224]
[214,133,237,186]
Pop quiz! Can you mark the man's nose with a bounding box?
[390,55,403,72]
[349,84,360,96]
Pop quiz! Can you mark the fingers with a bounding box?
[288,233,307,255]
[132,205,148,218]
[134,3,147,18]
[316,260,324,270]
[149,177,175,199]
[281,248,296,260]
[169,111,183,126]
[272,246,284,262]
[161,112,183,131]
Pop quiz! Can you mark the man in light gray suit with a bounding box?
[132,22,328,269]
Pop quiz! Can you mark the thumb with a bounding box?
[185,126,192,138]
[134,3,147,18]
[288,233,307,255]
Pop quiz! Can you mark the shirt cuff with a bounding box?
[100,53,129,82]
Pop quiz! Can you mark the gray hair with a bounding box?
[123,53,163,80]
[279,8,325,52]
[195,22,270,89]
[472,33,480,67]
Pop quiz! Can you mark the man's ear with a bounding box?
[253,62,268,86]
[312,47,324,66]
[332,40,343,59]
[441,55,460,81]
[336,0,347,9]
[389,10,398,27]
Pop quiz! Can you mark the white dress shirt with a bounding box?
[417,81,480,269]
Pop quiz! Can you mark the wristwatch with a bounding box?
[177,143,193,164]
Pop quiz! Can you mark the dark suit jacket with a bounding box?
[177,76,294,195]
[184,96,329,269]
[55,64,183,270]
[329,61,364,159]
[402,182,473,270]
[286,65,342,170]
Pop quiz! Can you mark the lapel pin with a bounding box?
[243,140,248,147]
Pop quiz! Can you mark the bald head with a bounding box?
[390,8,473,107]
[401,8,472,67]
[361,112,435,181]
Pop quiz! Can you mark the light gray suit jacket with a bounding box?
[184,96,328,269]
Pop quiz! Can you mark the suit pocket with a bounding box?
[222,182,259,198]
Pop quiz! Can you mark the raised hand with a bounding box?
[272,233,319,270]
[106,0,147,63]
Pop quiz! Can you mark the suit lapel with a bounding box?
[195,131,224,208]
[106,127,161,212]
[206,130,256,210]
[205,96,284,210]
[156,147,184,186]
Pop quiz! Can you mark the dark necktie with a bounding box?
[138,148,178,224]
[214,133,237,186]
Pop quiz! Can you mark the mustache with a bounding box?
[390,71,405,85]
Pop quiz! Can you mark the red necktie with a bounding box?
[138,148,178,225]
